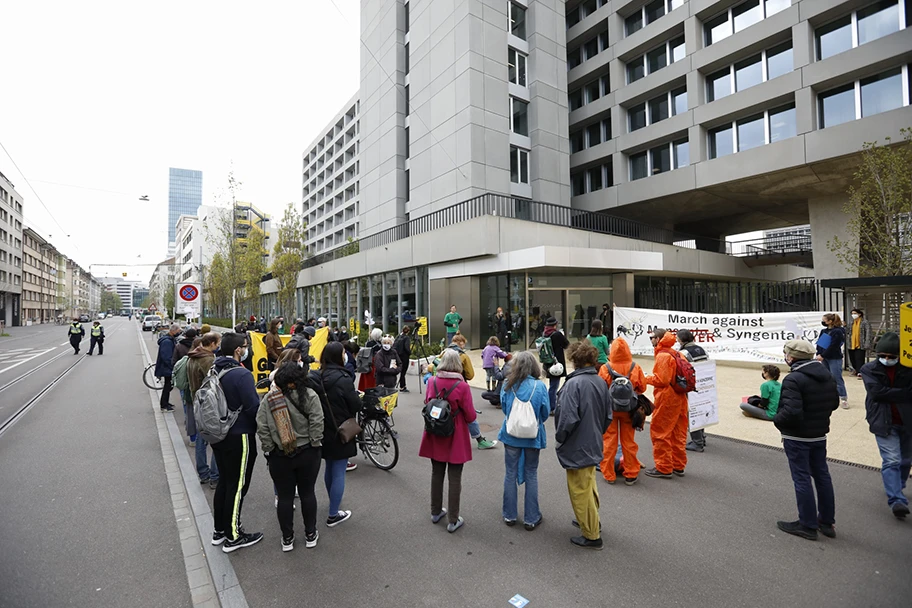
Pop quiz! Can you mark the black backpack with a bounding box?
[606,362,637,412]
[422,379,461,437]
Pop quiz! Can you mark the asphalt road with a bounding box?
[0,318,191,608]
[141,326,912,608]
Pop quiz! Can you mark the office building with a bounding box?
[133,286,150,309]
[0,170,23,327]
[149,257,176,315]
[21,227,61,324]
[167,168,203,257]
[263,0,911,346]
[302,95,360,252]
[101,277,140,310]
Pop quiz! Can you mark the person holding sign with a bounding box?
[374,335,403,389]
[644,329,690,479]
[677,330,709,453]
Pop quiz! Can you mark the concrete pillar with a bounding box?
[611,273,635,307]
[808,194,858,281]
[796,86,815,133]
[792,21,812,70]
[688,124,706,164]
[683,16,701,55]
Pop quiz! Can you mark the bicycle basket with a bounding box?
[361,387,399,416]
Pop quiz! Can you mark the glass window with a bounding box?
[709,125,734,158]
[816,16,852,60]
[511,98,529,136]
[670,36,686,63]
[737,113,765,151]
[587,122,602,147]
[765,0,790,16]
[673,139,689,168]
[707,68,732,102]
[819,83,856,128]
[569,88,583,110]
[768,104,796,143]
[857,0,900,45]
[584,37,599,59]
[583,0,597,16]
[510,3,526,39]
[651,144,671,174]
[626,11,643,35]
[705,13,732,45]
[601,74,611,94]
[645,0,666,24]
[649,94,669,123]
[588,166,603,191]
[509,49,527,86]
[599,30,609,50]
[567,6,581,28]
[568,46,582,69]
[570,129,585,153]
[404,1,409,33]
[733,0,762,32]
[629,103,647,131]
[510,147,530,183]
[571,171,586,195]
[585,80,601,103]
[630,152,648,180]
[735,54,763,91]
[603,117,612,140]
[405,42,409,74]
[672,87,687,115]
[766,42,793,80]
[627,60,645,83]
[861,68,904,117]
[405,84,409,115]
[647,45,667,73]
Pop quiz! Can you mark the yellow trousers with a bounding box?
[566,466,600,540]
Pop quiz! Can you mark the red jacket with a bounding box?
[419,372,476,464]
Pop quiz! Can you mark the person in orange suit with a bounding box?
[644,329,689,479]
[598,337,647,485]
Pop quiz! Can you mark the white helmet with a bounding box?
[549,362,564,376]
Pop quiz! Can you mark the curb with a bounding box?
[137,325,249,608]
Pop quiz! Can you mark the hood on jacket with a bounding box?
[177,336,194,348]
[446,344,465,354]
[609,337,633,370]
[158,333,175,346]
[566,366,599,380]
[655,331,677,353]
[789,359,832,382]
[188,346,215,360]
[214,356,242,373]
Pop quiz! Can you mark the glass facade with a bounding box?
[167,168,203,249]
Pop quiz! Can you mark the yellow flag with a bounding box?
[250,331,291,391]
[309,327,330,370]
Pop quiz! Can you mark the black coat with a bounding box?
[373,347,402,387]
[544,329,569,378]
[311,364,361,461]
[172,337,194,366]
[774,360,839,439]
[860,360,912,437]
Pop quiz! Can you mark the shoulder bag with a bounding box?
[318,375,362,444]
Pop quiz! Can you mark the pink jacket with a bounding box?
[419,371,476,464]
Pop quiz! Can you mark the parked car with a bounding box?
[142,315,162,331]
[97,313,106,320]
[79,314,90,323]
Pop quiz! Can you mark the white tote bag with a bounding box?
[506,385,539,439]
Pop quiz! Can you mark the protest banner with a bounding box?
[689,360,718,431]
[249,327,331,392]
[613,306,829,362]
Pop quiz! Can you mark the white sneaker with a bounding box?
[841,398,849,410]
[305,530,319,548]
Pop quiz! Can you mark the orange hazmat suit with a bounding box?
[645,332,689,474]
[598,337,647,482]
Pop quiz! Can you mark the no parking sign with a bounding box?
[176,283,202,318]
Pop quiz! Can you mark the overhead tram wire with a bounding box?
[327,0,467,181]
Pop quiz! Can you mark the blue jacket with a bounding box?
[497,376,551,449]
[155,334,177,377]
[213,356,260,436]
[816,327,845,360]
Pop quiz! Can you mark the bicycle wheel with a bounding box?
[143,364,164,390]
[361,418,399,470]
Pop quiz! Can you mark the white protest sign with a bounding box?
[613,306,829,362]
[689,360,718,431]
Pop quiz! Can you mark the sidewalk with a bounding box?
[458,347,880,468]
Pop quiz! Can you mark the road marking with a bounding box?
[0,349,55,376]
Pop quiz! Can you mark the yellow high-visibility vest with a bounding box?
[69,323,82,334]
[91,325,103,337]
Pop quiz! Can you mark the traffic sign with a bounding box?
[176,283,202,317]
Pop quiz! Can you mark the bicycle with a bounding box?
[356,387,400,470]
[143,363,164,390]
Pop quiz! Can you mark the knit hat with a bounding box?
[544,317,558,327]
[783,339,815,360]
[303,326,316,338]
[200,324,211,334]
[874,332,900,355]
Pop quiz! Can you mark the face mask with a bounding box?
[880,357,899,367]
[297,361,304,368]
[821,322,828,327]
[239,348,249,361]
[851,314,859,320]
[382,344,391,351]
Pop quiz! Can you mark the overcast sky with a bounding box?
[0,0,359,284]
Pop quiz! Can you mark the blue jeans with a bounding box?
[824,358,847,398]
[196,436,219,482]
[503,445,541,525]
[548,376,560,412]
[324,458,348,516]
[446,331,456,345]
[468,420,481,440]
[874,425,912,508]
[783,439,835,529]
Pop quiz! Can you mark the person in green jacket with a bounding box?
[586,320,610,365]
[740,365,782,421]
[444,305,463,345]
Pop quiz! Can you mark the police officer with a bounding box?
[68,317,85,354]
[89,320,105,356]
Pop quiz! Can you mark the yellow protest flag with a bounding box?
[309,327,330,370]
